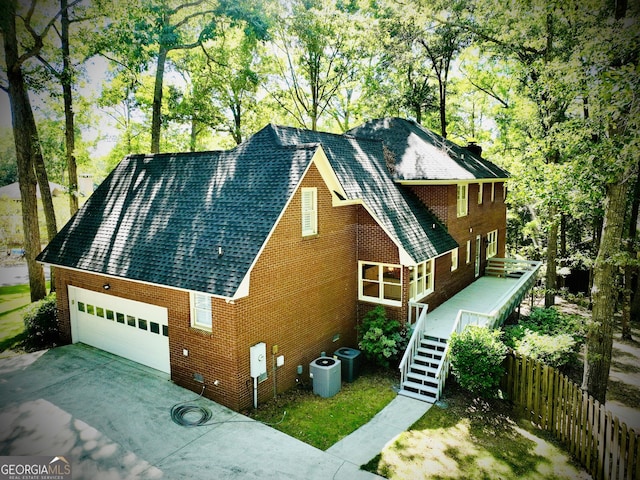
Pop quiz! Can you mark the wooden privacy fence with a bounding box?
[501,352,639,480]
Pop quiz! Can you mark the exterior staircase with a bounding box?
[399,334,447,403]
[398,258,542,404]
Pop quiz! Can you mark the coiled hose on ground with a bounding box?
[170,385,286,427]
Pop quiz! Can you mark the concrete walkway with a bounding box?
[0,344,436,479]
[327,395,432,467]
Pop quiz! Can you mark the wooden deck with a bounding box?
[423,275,526,340]
[399,258,542,403]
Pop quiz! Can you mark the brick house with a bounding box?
[38,117,509,411]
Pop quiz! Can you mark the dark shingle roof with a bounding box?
[269,125,457,261]
[37,128,317,298]
[347,117,509,181]
[38,121,460,298]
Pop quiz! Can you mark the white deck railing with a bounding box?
[399,301,429,388]
[406,258,542,402]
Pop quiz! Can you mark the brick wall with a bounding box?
[232,162,359,410]
[407,181,507,311]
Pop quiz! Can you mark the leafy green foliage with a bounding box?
[357,306,407,368]
[515,331,577,368]
[449,327,507,398]
[503,308,585,368]
[22,293,60,351]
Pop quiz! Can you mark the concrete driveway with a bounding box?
[0,344,379,479]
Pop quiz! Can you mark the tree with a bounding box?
[377,0,470,136]
[580,0,639,403]
[33,0,93,215]
[267,0,363,131]
[1,1,43,300]
[0,0,69,300]
[460,0,583,308]
[133,0,268,152]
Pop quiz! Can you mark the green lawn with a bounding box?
[0,284,34,352]
[248,366,397,451]
[364,383,589,479]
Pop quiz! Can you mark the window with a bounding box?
[487,230,498,259]
[478,183,483,204]
[409,259,434,301]
[466,240,471,264]
[456,184,468,217]
[359,262,402,305]
[191,292,212,330]
[451,248,459,271]
[301,187,317,236]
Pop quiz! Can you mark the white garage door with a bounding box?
[68,286,170,373]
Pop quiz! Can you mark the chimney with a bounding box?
[465,141,482,157]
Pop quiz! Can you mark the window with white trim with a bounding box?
[478,183,483,204]
[191,292,212,330]
[301,187,317,236]
[409,259,434,301]
[466,240,471,264]
[451,248,458,271]
[486,230,498,259]
[456,184,468,217]
[359,262,402,305]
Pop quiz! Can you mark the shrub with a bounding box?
[503,307,584,368]
[449,326,508,398]
[22,293,60,351]
[358,306,407,368]
[515,331,577,368]
[526,307,585,341]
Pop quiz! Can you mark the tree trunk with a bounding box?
[1,0,46,301]
[190,118,197,152]
[632,275,640,322]
[438,77,447,139]
[33,153,57,243]
[559,214,567,291]
[151,47,168,154]
[545,209,558,307]
[621,162,639,340]
[582,180,629,403]
[61,0,79,215]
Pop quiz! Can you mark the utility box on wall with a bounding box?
[250,342,267,383]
